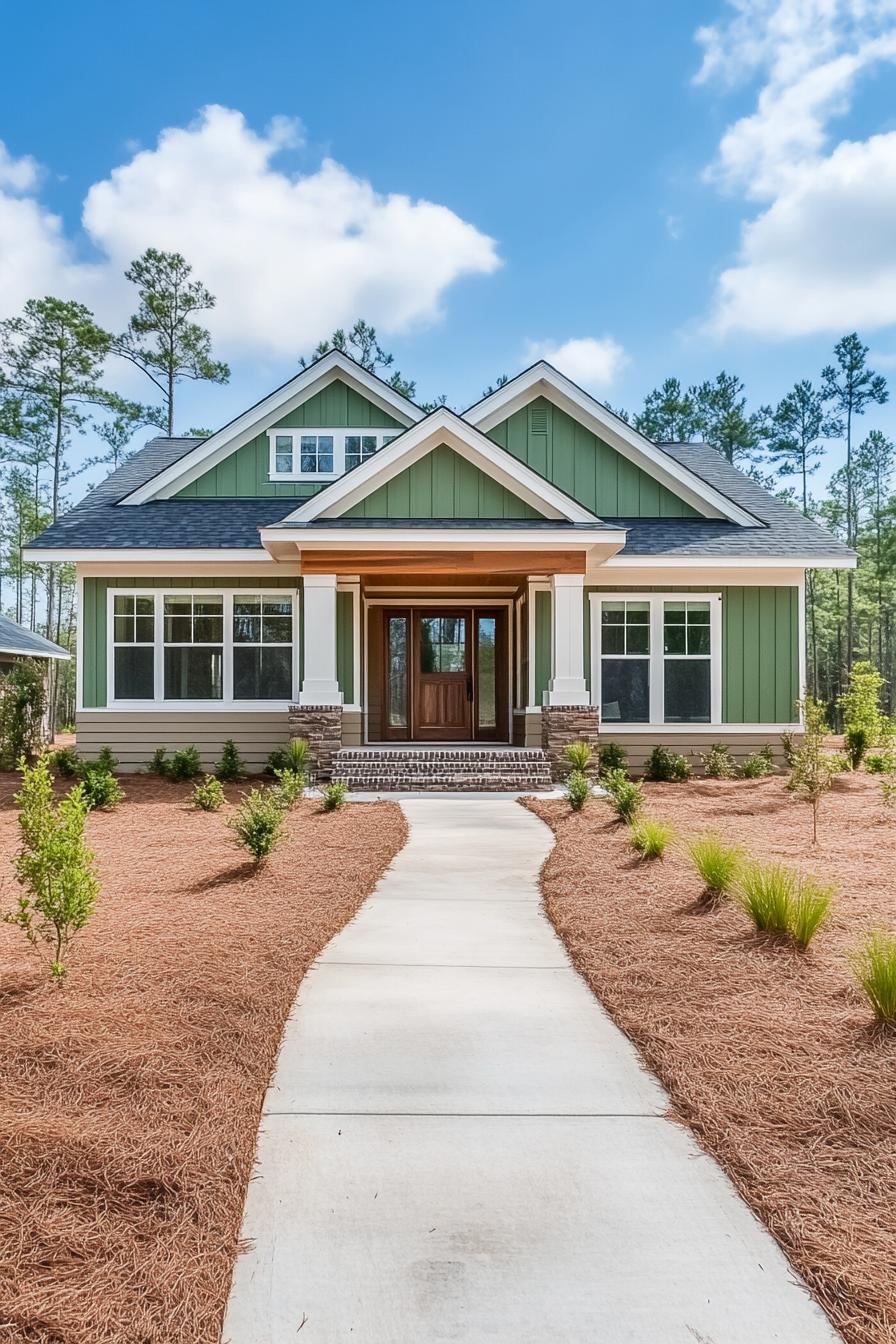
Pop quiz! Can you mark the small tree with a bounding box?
[839,660,884,768]
[787,696,838,843]
[0,661,47,769]
[5,755,99,980]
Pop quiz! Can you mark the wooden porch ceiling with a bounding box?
[298,549,587,576]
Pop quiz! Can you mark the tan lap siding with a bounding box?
[76,712,292,773]
[601,731,798,775]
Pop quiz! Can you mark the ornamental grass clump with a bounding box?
[629,818,673,859]
[192,774,225,811]
[563,740,593,774]
[267,737,312,777]
[565,769,591,812]
[851,930,896,1024]
[686,833,743,902]
[227,787,285,863]
[4,754,99,981]
[735,861,833,947]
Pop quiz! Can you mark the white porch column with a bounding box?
[546,572,589,706]
[299,573,343,706]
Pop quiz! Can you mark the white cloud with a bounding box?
[0,141,40,193]
[698,0,896,335]
[0,106,500,356]
[526,335,628,388]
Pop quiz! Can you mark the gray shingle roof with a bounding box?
[0,614,69,659]
[25,435,854,562]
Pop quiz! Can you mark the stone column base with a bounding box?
[288,705,343,782]
[541,704,600,781]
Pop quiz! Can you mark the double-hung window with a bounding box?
[267,429,401,480]
[593,594,721,725]
[163,595,224,700]
[112,595,155,699]
[233,597,294,700]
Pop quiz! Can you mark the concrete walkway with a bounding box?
[223,798,840,1344]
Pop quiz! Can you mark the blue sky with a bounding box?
[2,0,896,488]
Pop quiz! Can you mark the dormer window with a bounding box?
[267,428,400,480]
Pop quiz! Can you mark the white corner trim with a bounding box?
[274,409,602,525]
[589,590,723,726]
[118,351,422,505]
[464,361,762,528]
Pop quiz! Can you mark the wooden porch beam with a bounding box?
[299,549,587,576]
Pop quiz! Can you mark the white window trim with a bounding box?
[106,587,300,711]
[589,592,722,728]
[266,428,401,482]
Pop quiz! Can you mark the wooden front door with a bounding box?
[413,611,472,740]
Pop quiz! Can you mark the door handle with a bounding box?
[466,676,473,702]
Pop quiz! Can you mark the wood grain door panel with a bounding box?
[413,611,472,741]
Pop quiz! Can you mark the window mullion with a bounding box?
[224,593,234,702]
[650,599,663,724]
[154,593,164,702]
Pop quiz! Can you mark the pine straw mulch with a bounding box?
[526,775,896,1344]
[0,775,407,1344]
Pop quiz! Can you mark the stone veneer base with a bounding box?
[288,705,343,782]
[541,705,601,781]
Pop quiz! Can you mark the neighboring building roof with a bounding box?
[0,614,70,660]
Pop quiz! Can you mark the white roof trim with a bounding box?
[0,642,69,660]
[22,546,275,564]
[464,361,762,528]
[260,525,624,547]
[119,351,423,505]
[277,409,601,525]
[601,553,856,569]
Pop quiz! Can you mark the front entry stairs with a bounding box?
[332,745,553,792]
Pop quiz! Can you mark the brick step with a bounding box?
[333,775,553,793]
[334,760,550,774]
[331,745,553,792]
[334,750,548,762]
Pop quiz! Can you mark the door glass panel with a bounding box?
[420,616,466,673]
[477,616,497,729]
[388,616,408,728]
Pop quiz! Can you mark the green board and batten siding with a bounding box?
[175,381,405,500]
[487,398,700,518]
[529,585,799,722]
[342,444,544,519]
[81,577,356,709]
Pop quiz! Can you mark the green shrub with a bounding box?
[740,746,776,779]
[322,781,348,812]
[228,787,285,862]
[50,745,82,778]
[96,746,118,773]
[788,696,837,843]
[147,747,169,776]
[166,746,203,782]
[192,774,225,811]
[851,930,896,1023]
[735,861,832,946]
[598,742,628,776]
[780,730,797,767]
[214,738,245,783]
[58,722,76,735]
[272,767,305,810]
[864,752,891,774]
[882,777,896,809]
[687,834,743,900]
[701,743,736,779]
[78,765,125,811]
[4,755,99,980]
[606,776,644,824]
[630,818,673,859]
[0,662,47,769]
[565,769,591,811]
[267,737,313,777]
[563,741,593,774]
[645,746,691,782]
[839,660,883,765]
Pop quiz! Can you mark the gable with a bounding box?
[341,444,546,519]
[176,379,405,499]
[486,397,699,518]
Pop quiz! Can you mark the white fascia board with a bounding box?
[119,351,422,505]
[0,644,70,660]
[600,553,856,569]
[277,410,601,525]
[464,362,762,528]
[259,525,625,548]
[23,546,273,564]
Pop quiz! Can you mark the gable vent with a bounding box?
[529,407,549,435]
